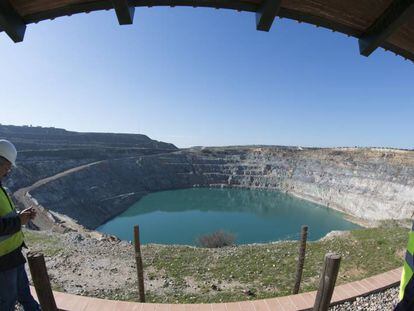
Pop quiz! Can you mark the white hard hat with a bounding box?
[0,140,17,166]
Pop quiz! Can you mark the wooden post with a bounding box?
[27,252,58,311]
[134,225,146,302]
[293,225,308,294]
[313,253,341,311]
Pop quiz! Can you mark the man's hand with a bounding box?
[19,207,37,225]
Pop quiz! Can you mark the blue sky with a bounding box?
[0,7,413,148]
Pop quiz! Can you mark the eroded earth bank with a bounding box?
[8,138,414,230]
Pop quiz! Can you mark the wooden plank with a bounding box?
[134,225,146,302]
[293,225,308,294]
[27,252,58,311]
[112,0,135,25]
[313,253,341,311]
[256,0,281,31]
[0,0,26,42]
[359,0,414,56]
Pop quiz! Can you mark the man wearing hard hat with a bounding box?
[0,140,40,310]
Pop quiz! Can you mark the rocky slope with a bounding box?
[0,124,177,191]
[0,124,178,229]
[22,146,414,229]
[2,125,414,230]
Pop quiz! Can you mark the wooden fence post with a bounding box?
[293,225,308,294]
[27,252,58,311]
[134,225,146,302]
[313,253,341,311]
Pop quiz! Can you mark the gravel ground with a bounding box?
[330,286,399,311]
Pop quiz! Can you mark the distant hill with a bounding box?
[0,124,178,191]
[0,124,177,151]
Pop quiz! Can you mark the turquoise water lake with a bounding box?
[97,188,360,245]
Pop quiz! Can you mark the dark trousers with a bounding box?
[395,276,414,311]
[0,264,40,311]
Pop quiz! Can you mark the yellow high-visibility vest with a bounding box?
[399,222,414,301]
[0,186,24,257]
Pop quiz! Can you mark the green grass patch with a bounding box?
[144,226,408,302]
[23,226,409,303]
[24,229,64,257]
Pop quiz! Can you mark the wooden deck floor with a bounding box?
[31,268,402,311]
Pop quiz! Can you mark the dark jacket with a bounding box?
[0,185,25,271]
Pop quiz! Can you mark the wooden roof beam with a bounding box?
[256,0,281,32]
[359,0,414,57]
[0,0,26,42]
[112,0,135,25]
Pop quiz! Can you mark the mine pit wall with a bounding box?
[29,148,414,229]
[29,153,213,229]
[1,124,178,192]
[6,147,177,192]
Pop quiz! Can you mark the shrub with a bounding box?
[197,230,236,248]
[201,148,212,154]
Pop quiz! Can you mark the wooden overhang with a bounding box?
[1,0,414,62]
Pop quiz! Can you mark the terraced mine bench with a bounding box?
[30,268,401,311]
